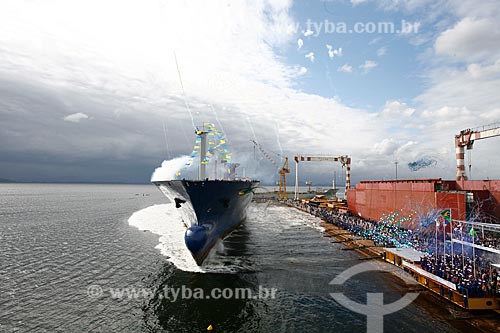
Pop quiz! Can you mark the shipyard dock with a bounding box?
[285,195,500,315]
[383,247,500,310]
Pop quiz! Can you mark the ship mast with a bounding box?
[196,128,208,180]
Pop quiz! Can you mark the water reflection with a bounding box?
[143,263,264,332]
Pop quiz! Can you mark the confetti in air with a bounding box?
[408,157,437,171]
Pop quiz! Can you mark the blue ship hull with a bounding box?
[153,179,259,265]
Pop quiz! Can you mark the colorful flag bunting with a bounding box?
[173,122,233,179]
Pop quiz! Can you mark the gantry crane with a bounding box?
[294,155,351,200]
[455,123,500,181]
[251,140,290,200]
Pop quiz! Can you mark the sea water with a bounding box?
[0,184,465,332]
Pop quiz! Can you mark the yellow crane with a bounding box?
[278,157,290,200]
[251,140,290,200]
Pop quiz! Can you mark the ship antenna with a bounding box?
[173,51,196,130]
[162,120,172,160]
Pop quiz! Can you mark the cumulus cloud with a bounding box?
[415,66,500,117]
[0,0,406,183]
[450,0,500,18]
[412,0,500,158]
[435,17,500,62]
[350,0,500,180]
[351,0,368,5]
[63,112,89,123]
[373,138,400,155]
[359,60,378,72]
[338,64,353,73]
[1,0,499,184]
[381,100,415,118]
[373,138,417,156]
[467,60,500,79]
[411,1,500,157]
[305,52,315,62]
[376,0,434,12]
[377,46,387,57]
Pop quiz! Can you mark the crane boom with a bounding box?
[251,140,279,169]
[294,155,350,165]
[251,140,290,200]
[455,123,500,181]
[294,155,351,200]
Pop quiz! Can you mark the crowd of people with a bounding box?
[420,254,500,297]
[478,236,500,249]
[288,200,429,251]
[286,200,500,299]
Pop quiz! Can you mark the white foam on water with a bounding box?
[128,202,326,273]
[295,210,326,232]
[128,204,251,273]
[128,204,203,272]
[264,205,325,233]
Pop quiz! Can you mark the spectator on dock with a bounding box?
[419,253,499,298]
[286,199,500,298]
[287,200,429,251]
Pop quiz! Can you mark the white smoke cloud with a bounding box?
[151,155,191,182]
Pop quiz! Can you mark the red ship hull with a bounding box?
[347,178,500,222]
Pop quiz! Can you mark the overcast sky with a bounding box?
[0,0,499,184]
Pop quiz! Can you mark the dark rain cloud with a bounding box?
[0,75,284,183]
[0,76,193,182]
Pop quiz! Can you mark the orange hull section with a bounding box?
[347,179,500,222]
